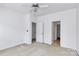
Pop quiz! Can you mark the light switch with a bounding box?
[27,30,28,32]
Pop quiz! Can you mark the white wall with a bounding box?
[0,7,25,50]
[0,7,35,49]
[60,9,76,50]
[0,6,77,51]
[24,14,32,44]
[77,4,79,54]
[38,9,76,50]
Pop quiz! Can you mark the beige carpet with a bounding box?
[0,43,78,56]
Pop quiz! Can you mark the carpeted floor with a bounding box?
[0,42,78,56]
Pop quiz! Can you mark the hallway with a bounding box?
[52,39,60,47]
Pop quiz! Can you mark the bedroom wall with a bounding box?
[37,9,76,50]
[0,6,77,51]
[0,7,25,50]
[76,4,79,54]
[24,14,32,44]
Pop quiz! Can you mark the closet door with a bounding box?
[44,22,52,45]
[36,22,44,43]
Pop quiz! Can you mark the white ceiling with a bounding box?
[0,3,77,15]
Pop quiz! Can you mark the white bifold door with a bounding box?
[43,22,52,45]
[36,22,52,45]
[36,22,44,43]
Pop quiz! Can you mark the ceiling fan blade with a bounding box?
[22,3,32,8]
[39,5,48,8]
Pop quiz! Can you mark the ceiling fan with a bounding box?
[22,3,48,12]
[32,3,48,8]
[32,3,48,12]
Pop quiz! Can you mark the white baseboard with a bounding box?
[0,41,24,50]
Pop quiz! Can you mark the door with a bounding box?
[43,22,52,45]
[36,22,44,43]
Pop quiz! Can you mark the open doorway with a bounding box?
[52,21,60,47]
[32,22,36,43]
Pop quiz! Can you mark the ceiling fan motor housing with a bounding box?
[32,4,39,7]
